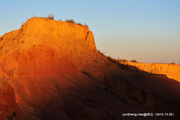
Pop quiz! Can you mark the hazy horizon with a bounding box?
[0,0,180,64]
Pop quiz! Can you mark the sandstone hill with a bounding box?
[0,17,180,120]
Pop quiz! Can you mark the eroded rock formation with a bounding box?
[0,17,180,120]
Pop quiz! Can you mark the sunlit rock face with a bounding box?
[0,17,96,77]
[0,17,180,120]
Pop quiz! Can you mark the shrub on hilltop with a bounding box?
[66,19,75,23]
[97,50,105,56]
[119,59,128,62]
[46,14,54,20]
[66,19,89,28]
[130,59,138,63]
[77,22,83,26]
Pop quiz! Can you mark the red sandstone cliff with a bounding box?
[0,17,180,120]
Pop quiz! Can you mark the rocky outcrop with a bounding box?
[0,17,180,120]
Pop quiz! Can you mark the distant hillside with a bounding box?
[120,61,180,82]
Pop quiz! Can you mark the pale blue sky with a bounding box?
[0,0,180,64]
